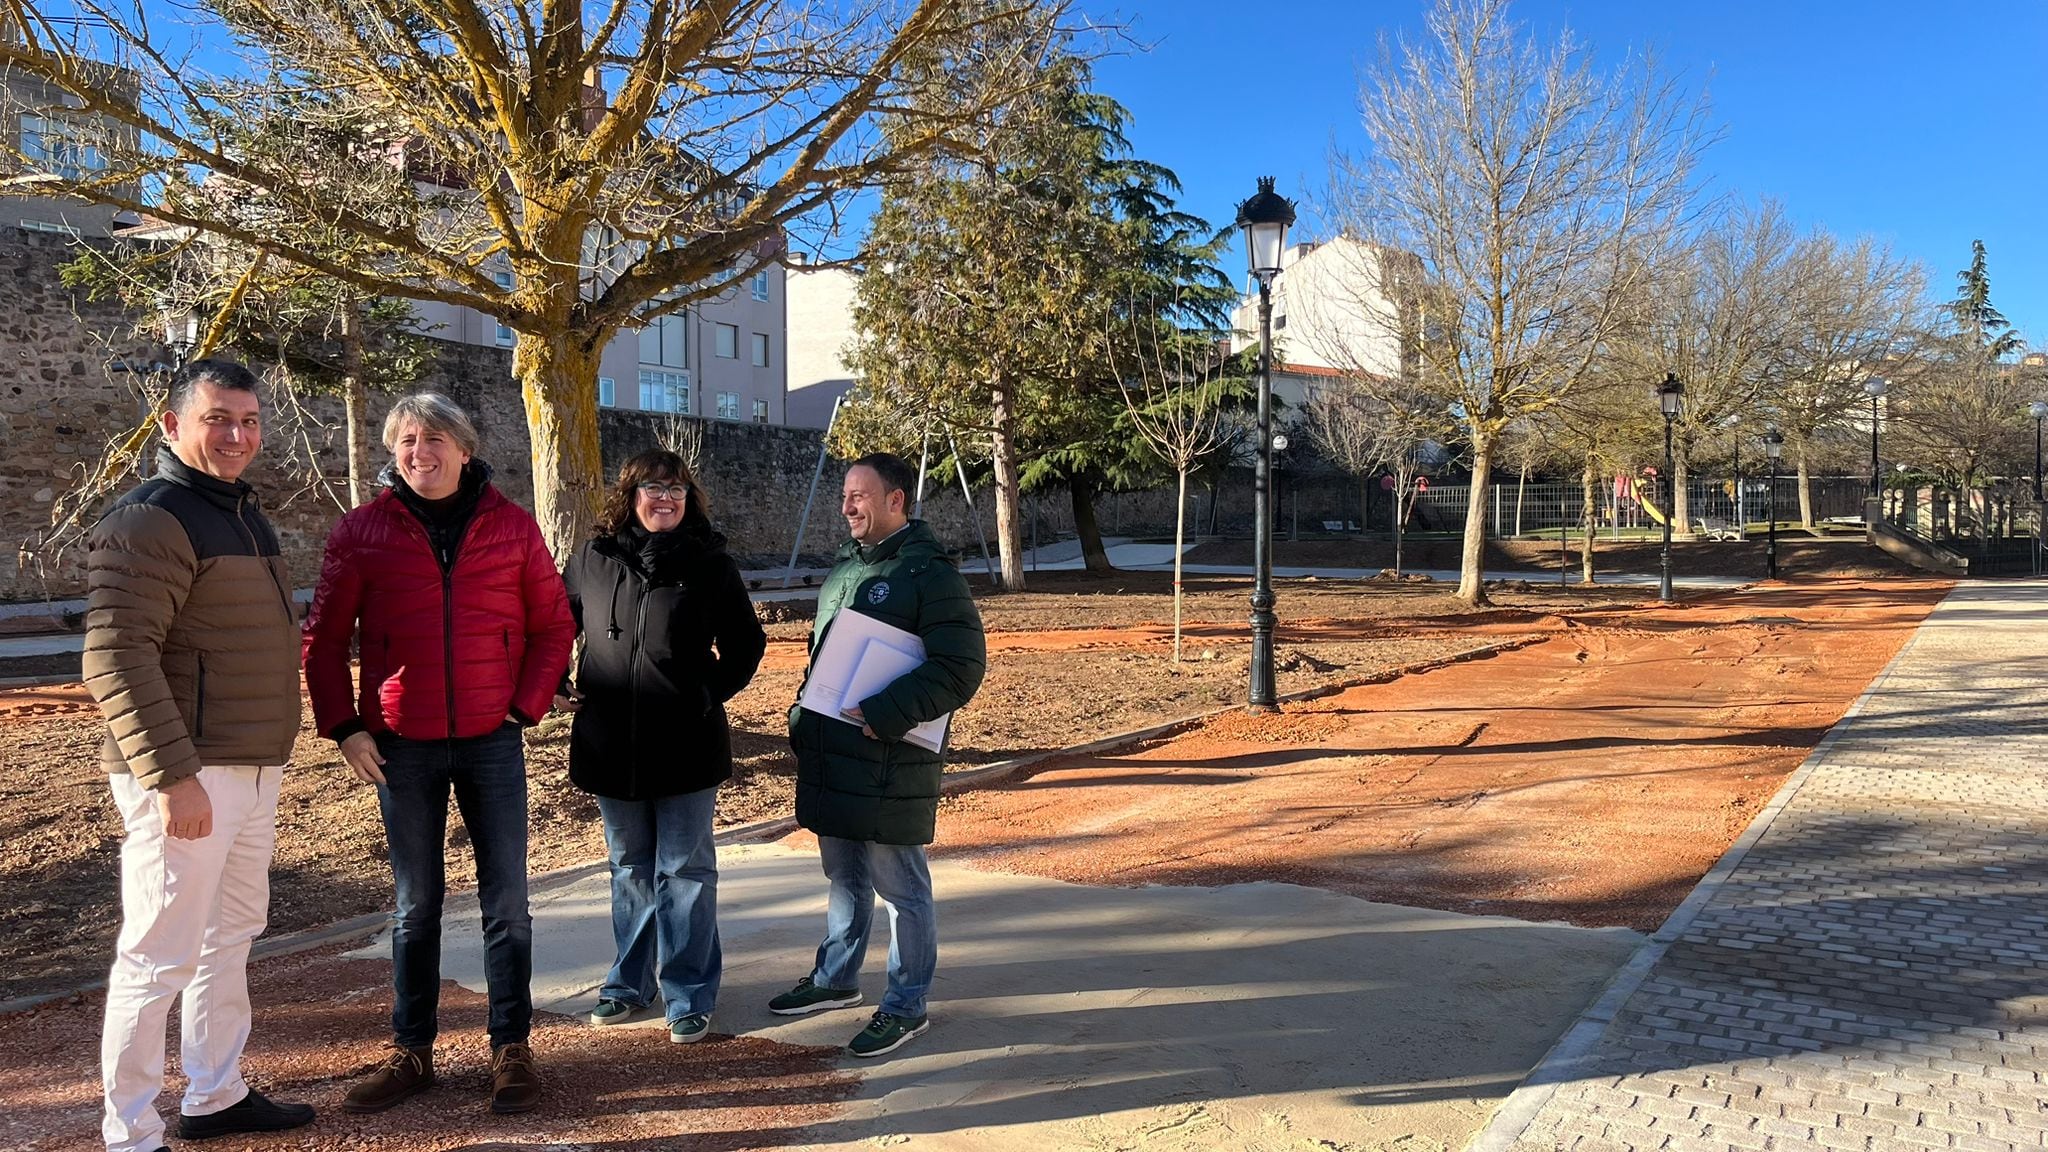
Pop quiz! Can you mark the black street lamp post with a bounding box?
[1236,176,1294,711]
[1763,429,1783,580]
[1657,373,1684,602]
[1864,377,1888,496]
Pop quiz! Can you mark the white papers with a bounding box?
[798,610,952,752]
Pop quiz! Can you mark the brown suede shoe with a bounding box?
[489,1042,541,1114]
[342,1044,434,1114]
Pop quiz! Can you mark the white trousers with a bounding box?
[101,764,281,1152]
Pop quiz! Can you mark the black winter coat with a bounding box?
[563,520,767,800]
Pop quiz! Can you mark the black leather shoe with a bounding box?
[174,1088,316,1140]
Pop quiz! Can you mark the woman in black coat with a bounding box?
[557,448,766,1043]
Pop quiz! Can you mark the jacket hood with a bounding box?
[613,518,730,581]
[839,519,949,567]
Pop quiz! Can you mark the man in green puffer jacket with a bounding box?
[776,451,986,1058]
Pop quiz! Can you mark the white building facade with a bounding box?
[1229,235,1408,409]
[783,258,860,430]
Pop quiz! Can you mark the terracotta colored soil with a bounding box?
[0,943,855,1152]
[932,579,1951,931]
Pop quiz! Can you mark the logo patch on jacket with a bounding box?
[866,581,891,605]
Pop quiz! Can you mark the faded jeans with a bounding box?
[596,787,721,1021]
[811,836,936,1019]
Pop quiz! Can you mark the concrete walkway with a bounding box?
[350,843,1642,1151]
[1478,583,2048,1152]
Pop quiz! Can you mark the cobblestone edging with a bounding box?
[1479,584,2048,1152]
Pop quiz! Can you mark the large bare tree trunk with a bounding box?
[1071,479,1111,573]
[1580,456,1598,584]
[515,332,605,562]
[340,303,373,507]
[1796,451,1814,529]
[1457,442,1493,605]
[989,379,1026,591]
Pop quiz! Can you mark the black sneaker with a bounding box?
[174,1088,316,1140]
[767,976,863,1016]
[846,1010,929,1058]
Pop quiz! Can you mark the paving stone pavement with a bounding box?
[1498,584,2048,1152]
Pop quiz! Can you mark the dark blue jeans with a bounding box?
[374,724,531,1049]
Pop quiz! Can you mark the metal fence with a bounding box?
[1385,476,1873,537]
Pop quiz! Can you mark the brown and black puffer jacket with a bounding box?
[84,447,303,789]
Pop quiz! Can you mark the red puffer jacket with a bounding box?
[304,480,574,742]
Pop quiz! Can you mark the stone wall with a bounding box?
[0,226,1343,604]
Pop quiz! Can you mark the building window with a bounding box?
[638,369,690,414]
[598,376,616,408]
[752,398,770,424]
[715,323,737,359]
[715,391,741,420]
[18,218,78,236]
[751,270,770,301]
[492,269,515,347]
[637,310,687,367]
[19,113,105,181]
[750,332,770,367]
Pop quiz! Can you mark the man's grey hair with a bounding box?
[381,392,480,457]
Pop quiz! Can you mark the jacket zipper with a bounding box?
[234,493,295,624]
[195,651,207,739]
[407,503,481,740]
[627,569,648,754]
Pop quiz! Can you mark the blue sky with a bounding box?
[1092,0,2048,346]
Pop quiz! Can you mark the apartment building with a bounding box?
[2,58,140,237]
[413,261,789,425]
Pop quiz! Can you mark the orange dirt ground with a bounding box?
[931,579,1951,931]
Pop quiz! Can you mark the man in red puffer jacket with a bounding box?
[302,392,573,1118]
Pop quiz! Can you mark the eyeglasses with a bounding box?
[635,482,690,501]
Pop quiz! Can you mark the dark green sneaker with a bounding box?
[768,977,862,1016]
[669,1013,712,1044]
[847,1010,928,1058]
[589,998,650,1027]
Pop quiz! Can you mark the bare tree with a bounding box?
[1300,377,1442,576]
[1610,201,1802,533]
[1759,231,1926,527]
[1107,305,1228,665]
[0,0,1080,560]
[1329,0,1706,604]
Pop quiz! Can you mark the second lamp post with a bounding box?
[1657,373,1684,602]
[1236,176,1294,711]
[1763,429,1783,579]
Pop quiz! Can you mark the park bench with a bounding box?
[1320,520,1362,532]
[1693,516,1741,541]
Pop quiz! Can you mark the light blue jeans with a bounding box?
[811,836,936,1019]
[596,788,721,1022]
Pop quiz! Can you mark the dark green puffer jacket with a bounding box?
[789,520,987,845]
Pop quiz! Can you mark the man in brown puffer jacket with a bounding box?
[85,358,314,1152]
